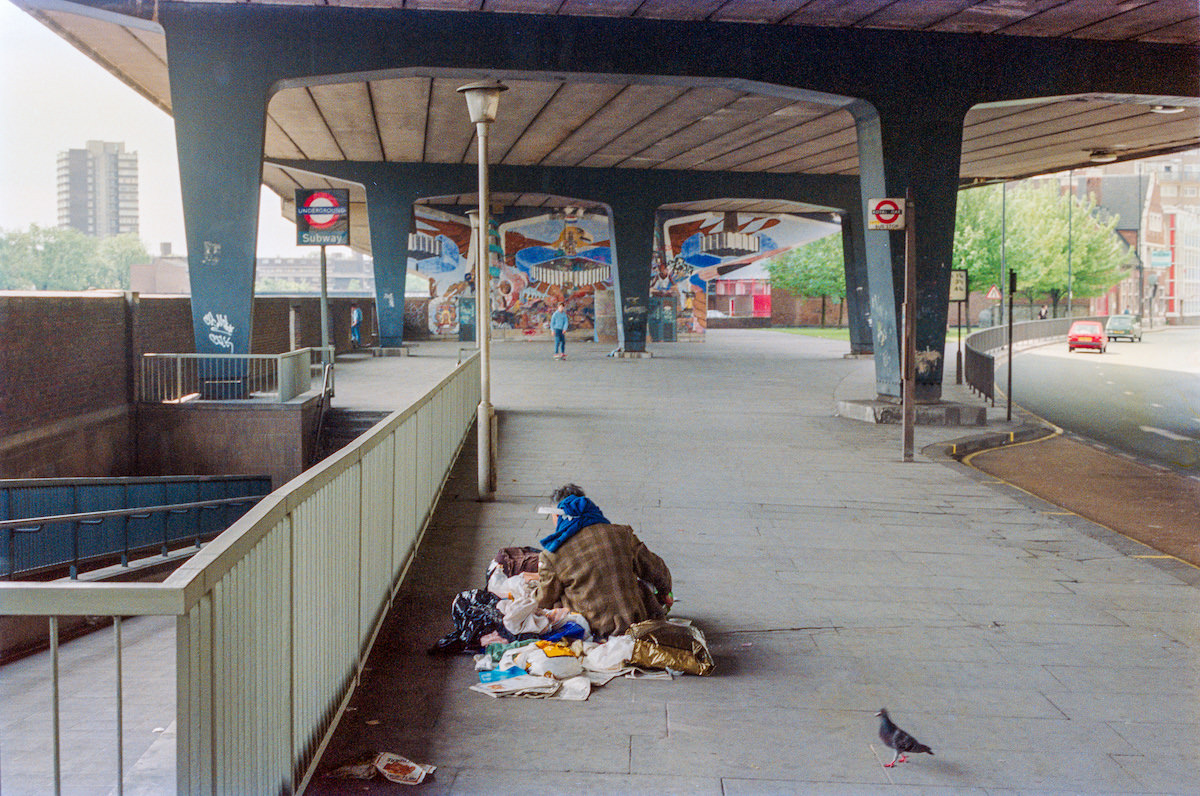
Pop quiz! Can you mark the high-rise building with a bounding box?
[56,140,139,237]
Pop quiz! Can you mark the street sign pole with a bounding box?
[320,244,330,368]
[1007,270,1016,422]
[902,190,916,462]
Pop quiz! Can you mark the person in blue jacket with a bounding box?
[550,302,569,360]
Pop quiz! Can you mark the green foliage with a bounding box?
[953,182,1127,313]
[765,232,845,299]
[0,225,147,290]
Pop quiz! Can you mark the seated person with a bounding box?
[534,484,673,638]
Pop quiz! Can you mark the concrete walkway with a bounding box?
[4,330,1197,794]
[307,330,1200,794]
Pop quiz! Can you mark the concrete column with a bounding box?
[853,98,969,401]
[605,199,660,353]
[362,186,416,348]
[162,19,273,356]
[839,210,872,355]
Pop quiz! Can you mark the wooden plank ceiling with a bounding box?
[20,0,1200,232]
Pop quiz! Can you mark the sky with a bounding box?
[0,1,311,258]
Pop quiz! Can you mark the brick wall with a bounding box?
[0,293,131,436]
[769,289,847,327]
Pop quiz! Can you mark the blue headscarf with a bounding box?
[539,495,609,553]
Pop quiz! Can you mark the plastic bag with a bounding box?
[627,619,714,676]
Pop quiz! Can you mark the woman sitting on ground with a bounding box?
[534,483,673,638]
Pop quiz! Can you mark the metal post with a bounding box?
[320,244,331,368]
[115,616,124,796]
[902,190,916,462]
[476,121,496,500]
[956,300,963,385]
[1066,171,1074,318]
[50,616,61,796]
[999,182,1006,325]
[1007,270,1016,422]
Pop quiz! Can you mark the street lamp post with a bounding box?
[458,79,506,501]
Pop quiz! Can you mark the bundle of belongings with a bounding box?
[431,546,713,700]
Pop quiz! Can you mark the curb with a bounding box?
[923,421,1056,461]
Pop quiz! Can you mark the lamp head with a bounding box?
[457,79,508,124]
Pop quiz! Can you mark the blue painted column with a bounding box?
[853,97,969,401]
[363,185,416,348]
[162,20,272,357]
[840,208,872,355]
[605,198,660,352]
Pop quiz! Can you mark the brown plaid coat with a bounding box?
[535,523,673,637]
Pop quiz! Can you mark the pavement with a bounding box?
[4,329,1198,795]
[306,329,1200,795]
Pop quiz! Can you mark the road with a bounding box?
[1009,325,1200,472]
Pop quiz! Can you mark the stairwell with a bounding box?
[314,408,392,462]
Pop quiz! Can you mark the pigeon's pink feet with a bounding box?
[883,762,896,768]
[898,755,908,764]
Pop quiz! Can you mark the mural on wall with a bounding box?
[655,211,840,335]
[496,209,613,336]
[409,204,614,338]
[409,205,476,335]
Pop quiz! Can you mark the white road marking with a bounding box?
[1138,425,1194,442]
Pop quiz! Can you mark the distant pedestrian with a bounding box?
[550,302,569,360]
[349,303,363,348]
[1038,305,1048,320]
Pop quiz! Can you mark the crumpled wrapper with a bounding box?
[375,752,437,784]
[627,619,715,676]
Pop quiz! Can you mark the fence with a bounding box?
[0,475,270,580]
[964,316,1106,404]
[0,353,481,795]
[139,349,315,402]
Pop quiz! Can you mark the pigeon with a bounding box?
[875,708,934,767]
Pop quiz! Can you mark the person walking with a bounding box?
[349,302,363,348]
[550,302,569,360]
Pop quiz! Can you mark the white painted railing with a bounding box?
[139,349,316,402]
[0,354,480,795]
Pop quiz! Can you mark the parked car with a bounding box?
[1105,314,1142,342]
[1068,320,1107,353]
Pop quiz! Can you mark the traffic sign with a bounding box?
[985,284,1002,300]
[867,198,906,230]
[949,269,968,302]
[296,189,350,245]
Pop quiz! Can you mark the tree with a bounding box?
[765,232,845,326]
[953,181,1127,317]
[0,226,146,290]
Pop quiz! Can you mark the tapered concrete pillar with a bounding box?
[163,19,272,355]
[853,97,969,401]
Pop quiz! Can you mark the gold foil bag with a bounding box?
[627,620,715,676]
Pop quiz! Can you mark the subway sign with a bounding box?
[296,189,350,246]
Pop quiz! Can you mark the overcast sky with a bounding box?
[0,1,310,258]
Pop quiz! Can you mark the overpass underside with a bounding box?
[17,0,1200,402]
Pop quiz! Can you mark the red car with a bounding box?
[1068,320,1107,353]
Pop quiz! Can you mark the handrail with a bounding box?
[2,495,266,580]
[0,352,481,795]
[139,349,315,402]
[0,495,263,531]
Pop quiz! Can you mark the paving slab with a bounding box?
[304,329,1200,795]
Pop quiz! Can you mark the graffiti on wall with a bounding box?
[410,205,613,337]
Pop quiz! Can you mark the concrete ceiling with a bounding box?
[16,0,1200,251]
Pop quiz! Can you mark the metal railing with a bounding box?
[2,497,264,580]
[0,353,481,795]
[964,316,1106,404]
[1,475,271,580]
[139,349,314,403]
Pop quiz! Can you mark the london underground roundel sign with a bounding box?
[296,188,350,245]
[867,198,906,230]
